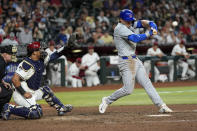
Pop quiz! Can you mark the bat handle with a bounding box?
[151,27,157,35]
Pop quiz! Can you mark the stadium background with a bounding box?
[0,0,197,131]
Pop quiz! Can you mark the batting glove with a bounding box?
[149,21,158,31]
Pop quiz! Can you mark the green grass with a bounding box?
[12,86,197,107]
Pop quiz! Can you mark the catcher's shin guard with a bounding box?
[41,86,72,115]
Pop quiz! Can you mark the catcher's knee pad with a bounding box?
[28,104,43,119]
[41,86,54,98]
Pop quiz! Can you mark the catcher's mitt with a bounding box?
[67,33,79,48]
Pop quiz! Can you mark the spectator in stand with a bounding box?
[57,27,67,46]
[67,58,84,88]
[18,26,32,45]
[180,21,191,41]
[38,18,47,31]
[82,46,100,87]
[1,32,18,46]
[65,26,73,40]
[56,12,66,28]
[144,42,164,82]
[0,25,6,43]
[67,10,76,27]
[33,26,43,41]
[100,31,113,45]
[86,13,96,30]
[100,21,109,32]
[87,32,104,45]
[165,28,177,44]
[97,10,110,25]
[74,27,86,44]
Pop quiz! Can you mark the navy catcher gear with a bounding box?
[1,103,43,120]
[41,86,73,115]
[120,9,135,22]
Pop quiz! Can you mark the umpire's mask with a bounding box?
[0,45,18,62]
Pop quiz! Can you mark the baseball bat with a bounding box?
[151,27,157,35]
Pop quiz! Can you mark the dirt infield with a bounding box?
[0,81,197,131]
[1,104,197,131]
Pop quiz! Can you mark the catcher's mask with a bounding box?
[0,45,18,62]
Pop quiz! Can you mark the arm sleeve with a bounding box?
[49,46,65,62]
[128,34,148,43]
[183,47,188,55]
[134,20,143,28]
[147,48,152,56]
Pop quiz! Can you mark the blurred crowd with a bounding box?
[0,0,196,48]
[0,0,197,87]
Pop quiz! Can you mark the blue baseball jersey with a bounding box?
[15,57,45,90]
[15,50,62,90]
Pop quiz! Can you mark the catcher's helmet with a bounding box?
[27,41,41,56]
[119,9,135,21]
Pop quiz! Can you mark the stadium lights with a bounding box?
[72,49,82,53]
[187,47,194,51]
[113,49,118,52]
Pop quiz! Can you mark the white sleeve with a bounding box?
[171,46,177,56]
[95,53,100,61]
[44,52,50,65]
[15,60,35,80]
[81,55,87,66]
[158,48,163,54]
[147,48,152,56]
[183,47,188,55]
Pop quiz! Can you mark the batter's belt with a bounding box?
[121,55,137,59]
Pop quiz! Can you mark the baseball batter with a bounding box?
[1,41,72,120]
[99,9,172,114]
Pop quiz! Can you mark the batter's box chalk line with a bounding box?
[146,114,172,117]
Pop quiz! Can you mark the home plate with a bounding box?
[147,114,172,117]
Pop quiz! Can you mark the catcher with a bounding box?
[1,34,78,120]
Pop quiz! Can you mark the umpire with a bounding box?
[0,45,17,118]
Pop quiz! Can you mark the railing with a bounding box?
[99,55,197,84]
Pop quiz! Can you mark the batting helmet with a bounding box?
[119,9,135,22]
[27,41,41,56]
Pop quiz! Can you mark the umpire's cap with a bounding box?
[120,9,135,22]
[0,45,17,54]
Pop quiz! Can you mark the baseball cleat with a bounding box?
[159,104,173,113]
[99,97,108,114]
[1,103,11,120]
[58,104,73,116]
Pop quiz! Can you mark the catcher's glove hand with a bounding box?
[67,33,79,48]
